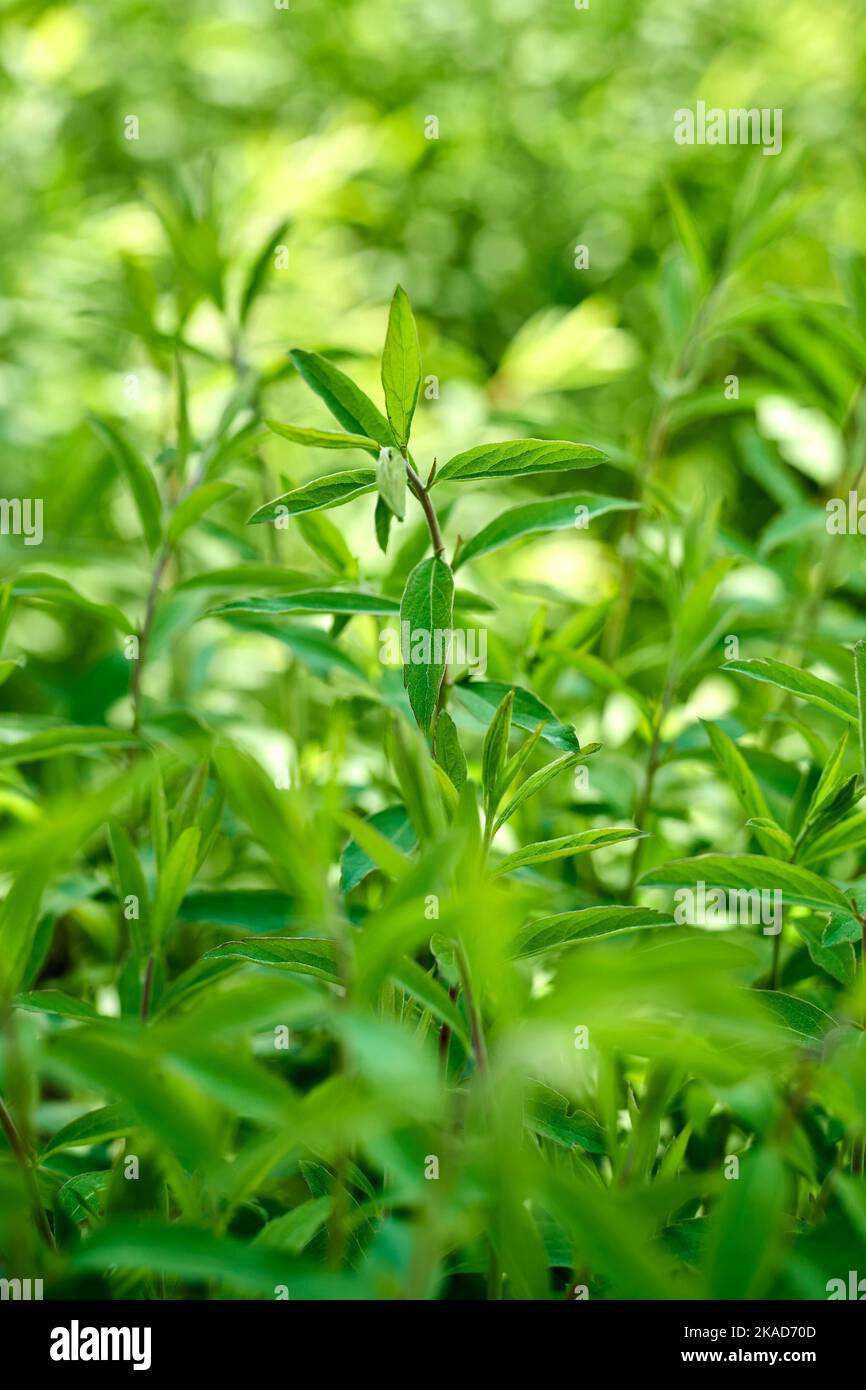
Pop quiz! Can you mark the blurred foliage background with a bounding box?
[2,0,866,1302]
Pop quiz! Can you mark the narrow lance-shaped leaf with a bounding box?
[9,573,130,631]
[337,811,411,881]
[151,827,200,946]
[492,827,643,877]
[513,906,675,959]
[0,726,143,765]
[493,744,601,833]
[702,720,783,857]
[454,680,580,753]
[265,420,379,455]
[375,495,393,554]
[109,822,150,960]
[203,936,339,983]
[0,862,50,996]
[400,555,454,732]
[206,590,399,618]
[240,218,290,325]
[481,688,514,813]
[639,852,855,918]
[168,481,236,543]
[456,494,637,569]
[289,348,396,446]
[432,438,606,486]
[722,657,858,723]
[249,469,377,523]
[89,416,163,552]
[381,285,422,449]
[434,710,467,791]
[854,640,866,784]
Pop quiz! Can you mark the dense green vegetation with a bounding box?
[1,0,866,1301]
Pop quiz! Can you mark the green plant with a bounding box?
[4,0,866,1308]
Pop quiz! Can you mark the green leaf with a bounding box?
[176,565,322,593]
[755,989,837,1041]
[176,890,296,931]
[10,573,131,632]
[498,723,545,799]
[432,438,605,486]
[377,446,406,520]
[389,719,447,844]
[167,481,236,543]
[793,916,855,986]
[0,658,21,689]
[493,745,600,832]
[381,285,422,449]
[203,936,339,983]
[675,556,736,665]
[639,853,854,916]
[454,680,580,752]
[206,590,399,618]
[14,989,101,1021]
[434,711,467,792]
[289,348,396,446]
[239,218,290,325]
[249,468,377,522]
[57,1171,110,1224]
[151,827,200,946]
[481,688,514,812]
[526,1083,606,1154]
[340,806,417,893]
[0,726,143,764]
[374,494,393,553]
[46,1026,221,1168]
[704,1147,790,1299]
[39,1103,133,1161]
[745,818,795,859]
[399,555,454,732]
[392,957,470,1049]
[89,415,163,552]
[226,617,367,680]
[801,811,866,869]
[805,728,851,822]
[70,1220,354,1298]
[109,821,150,959]
[296,510,357,576]
[513,906,674,958]
[265,420,379,455]
[492,827,643,877]
[338,810,412,881]
[722,657,858,723]
[854,640,866,784]
[456,493,637,569]
[702,721,782,856]
[254,1197,332,1255]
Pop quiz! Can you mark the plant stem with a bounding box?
[0,1094,54,1250]
[131,542,172,734]
[770,925,782,991]
[406,460,446,558]
[626,661,677,898]
[455,941,489,1088]
[140,951,156,1021]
